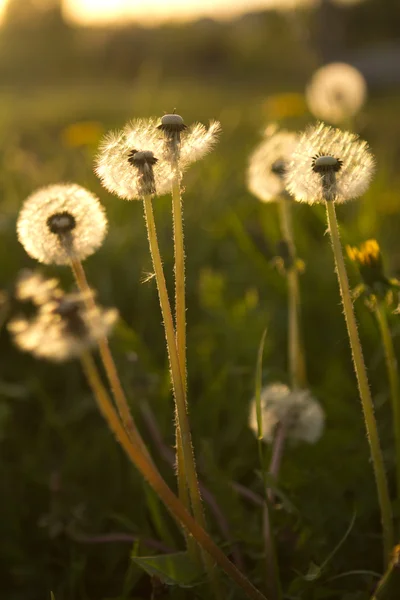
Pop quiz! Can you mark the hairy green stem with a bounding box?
[80,350,267,600]
[375,301,400,498]
[325,200,393,566]
[278,197,306,389]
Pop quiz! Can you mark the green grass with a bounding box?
[1,78,400,600]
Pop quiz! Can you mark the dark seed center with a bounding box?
[128,149,158,167]
[47,211,76,235]
[312,154,343,174]
[271,158,286,178]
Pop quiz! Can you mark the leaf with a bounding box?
[132,551,205,588]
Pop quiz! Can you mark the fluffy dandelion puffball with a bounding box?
[306,62,367,124]
[157,113,221,170]
[285,122,375,204]
[15,270,62,306]
[247,126,298,202]
[249,382,325,444]
[95,118,173,199]
[9,285,118,362]
[17,184,108,265]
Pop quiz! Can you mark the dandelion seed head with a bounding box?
[8,284,118,362]
[17,184,108,265]
[285,122,375,204]
[247,128,298,202]
[15,270,62,305]
[249,382,325,444]
[95,118,171,200]
[306,62,367,124]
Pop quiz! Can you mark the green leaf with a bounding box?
[132,551,205,588]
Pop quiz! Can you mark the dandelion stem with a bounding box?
[278,196,306,389]
[375,301,400,499]
[142,195,222,596]
[69,257,150,458]
[325,200,393,566]
[79,350,267,600]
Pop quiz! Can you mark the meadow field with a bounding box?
[1,4,400,599]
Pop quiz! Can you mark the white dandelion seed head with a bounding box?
[249,382,325,444]
[17,184,108,265]
[8,288,118,362]
[306,62,367,124]
[177,120,221,170]
[15,270,62,305]
[247,127,298,202]
[285,122,375,204]
[95,118,172,200]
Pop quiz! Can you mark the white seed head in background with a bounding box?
[95,118,172,200]
[249,382,325,444]
[157,114,221,171]
[8,286,118,362]
[306,62,367,125]
[17,184,108,265]
[15,270,62,306]
[247,126,298,202]
[285,122,375,204]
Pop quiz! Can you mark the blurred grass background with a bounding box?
[1,1,400,599]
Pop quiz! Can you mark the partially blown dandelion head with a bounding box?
[157,112,221,169]
[95,118,171,200]
[8,281,118,362]
[285,122,375,204]
[247,126,298,202]
[306,62,367,124]
[249,383,325,444]
[17,184,108,265]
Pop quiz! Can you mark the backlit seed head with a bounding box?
[8,283,118,362]
[15,270,62,306]
[285,122,375,204]
[17,184,108,265]
[306,62,367,124]
[95,118,172,200]
[249,383,325,444]
[247,127,298,202]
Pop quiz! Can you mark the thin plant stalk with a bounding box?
[325,200,393,565]
[69,256,150,458]
[375,301,400,498]
[278,196,306,390]
[255,330,282,600]
[142,195,221,594]
[79,350,268,600]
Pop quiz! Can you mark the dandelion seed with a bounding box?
[247,126,298,202]
[17,184,108,265]
[285,122,375,204]
[249,382,325,444]
[95,118,171,200]
[157,112,221,171]
[8,284,118,362]
[306,62,367,124]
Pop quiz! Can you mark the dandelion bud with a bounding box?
[8,282,118,362]
[249,383,325,444]
[306,63,367,125]
[285,122,375,204]
[247,127,298,202]
[17,184,108,265]
[347,240,395,299]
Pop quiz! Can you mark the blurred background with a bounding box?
[1,1,400,599]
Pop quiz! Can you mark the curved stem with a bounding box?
[375,301,400,499]
[69,257,150,459]
[278,197,306,389]
[80,351,267,600]
[325,200,393,566]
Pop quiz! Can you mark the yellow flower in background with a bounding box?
[347,239,397,299]
[62,121,103,148]
[263,93,306,120]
